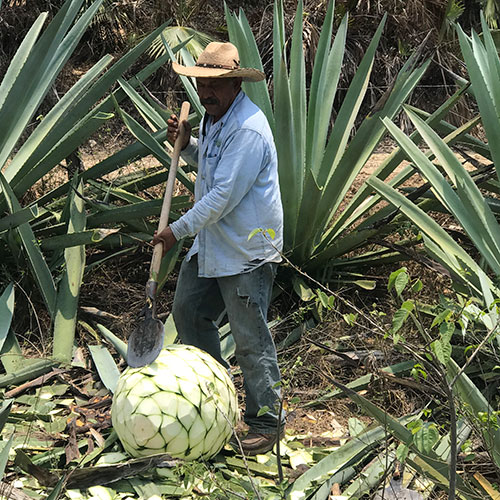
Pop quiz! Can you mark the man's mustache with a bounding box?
[201,98,219,106]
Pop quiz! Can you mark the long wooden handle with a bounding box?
[149,101,191,279]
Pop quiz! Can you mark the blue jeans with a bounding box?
[172,255,283,433]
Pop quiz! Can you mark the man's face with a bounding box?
[196,77,241,122]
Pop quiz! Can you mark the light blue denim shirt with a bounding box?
[170,91,283,278]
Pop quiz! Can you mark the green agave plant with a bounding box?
[225,0,495,293]
[224,0,431,281]
[368,13,500,298]
[117,0,490,293]
[0,0,193,369]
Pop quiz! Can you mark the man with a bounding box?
[153,42,284,455]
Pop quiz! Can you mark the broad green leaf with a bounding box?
[388,267,409,296]
[308,465,358,500]
[87,486,116,500]
[413,424,440,454]
[287,447,314,470]
[150,24,211,61]
[396,443,410,463]
[391,301,415,334]
[129,479,162,500]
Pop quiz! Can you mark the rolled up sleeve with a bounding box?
[180,136,199,168]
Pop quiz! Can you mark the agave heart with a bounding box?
[112,344,238,460]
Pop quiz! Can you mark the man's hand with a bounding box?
[152,226,177,256]
[167,114,191,149]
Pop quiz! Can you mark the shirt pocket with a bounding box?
[203,150,220,189]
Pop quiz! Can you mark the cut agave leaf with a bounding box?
[343,449,396,498]
[89,345,120,393]
[287,423,390,500]
[95,324,128,361]
[0,283,14,353]
[8,366,63,393]
[0,399,13,433]
[0,435,14,481]
[328,377,479,499]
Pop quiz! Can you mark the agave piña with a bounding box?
[111,345,238,460]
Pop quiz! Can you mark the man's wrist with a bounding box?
[170,221,184,241]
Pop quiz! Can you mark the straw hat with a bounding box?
[172,42,265,82]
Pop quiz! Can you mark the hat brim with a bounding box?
[172,61,265,82]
